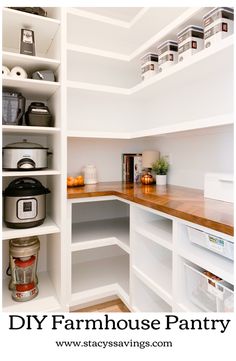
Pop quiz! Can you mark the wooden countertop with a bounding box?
[67,182,234,236]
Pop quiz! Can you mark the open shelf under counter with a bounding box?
[71,217,130,253]
[2,271,61,312]
[2,51,60,73]
[2,77,60,100]
[2,217,60,241]
[2,169,61,177]
[2,8,60,57]
[2,125,61,135]
[134,219,173,251]
[132,264,172,306]
[71,254,129,306]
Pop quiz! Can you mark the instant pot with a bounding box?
[2,139,52,170]
[3,178,50,229]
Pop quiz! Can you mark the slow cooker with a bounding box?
[2,139,52,170]
[3,178,50,229]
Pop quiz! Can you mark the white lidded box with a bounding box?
[177,25,204,62]
[185,263,234,312]
[157,40,178,72]
[203,7,234,48]
[187,226,234,260]
[204,173,233,203]
[140,53,159,81]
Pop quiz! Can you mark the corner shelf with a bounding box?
[2,217,60,241]
[66,36,233,96]
[2,51,60,72]
[71,254,129,306]
[71,217,130,254]
[2,271,61,312]
[2,77,60,100]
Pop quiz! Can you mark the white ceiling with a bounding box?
[77,7,143,22]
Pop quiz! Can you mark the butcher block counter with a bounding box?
[67,182,234,236]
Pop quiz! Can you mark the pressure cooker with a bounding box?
[3,178,50,229]
[2,139,52,170]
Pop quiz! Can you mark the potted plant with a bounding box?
[152,157,169,185]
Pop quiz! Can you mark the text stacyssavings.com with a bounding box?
[9,314,231,334]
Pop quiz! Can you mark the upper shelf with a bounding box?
[2,8,60,57]
[2,76,60,100]
[67,35,233,96]
[66,7,211,61]
[2,51,60,73]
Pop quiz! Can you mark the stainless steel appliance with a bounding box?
[2,91,25,125]
[3,139,52,170]
[3,178,50,228]
[8,236,40,302]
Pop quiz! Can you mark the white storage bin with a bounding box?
[185,263,234,312]
[140,53,159,81]
[177,25,204,62]
[187,226,234,260]
[157,40,178,72]
[204,173,234,203]
[203,7,234,48]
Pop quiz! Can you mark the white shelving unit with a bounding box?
[1,7,65,313]
[1,6,234,313]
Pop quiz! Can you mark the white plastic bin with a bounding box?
[157,40,178,72]
[185,263,234,312]
[177,25,204,62]
[187,226,234,260]
[204,173,234,203]
[203,7,234,48]
[140,53,159,81]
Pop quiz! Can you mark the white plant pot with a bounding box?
[156,175,167,186]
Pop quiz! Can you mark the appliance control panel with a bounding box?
[17,198,37,220]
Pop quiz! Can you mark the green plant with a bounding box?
[152,157,169,175]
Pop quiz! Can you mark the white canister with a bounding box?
[177,25,204,62]
[203,7,234,48]
[140,53,159,81]
[157,40,178,72]
[83,165,98,184]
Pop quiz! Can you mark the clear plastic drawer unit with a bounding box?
[187,226,234,261]
[185,264,234,312]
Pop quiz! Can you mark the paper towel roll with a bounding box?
[2,65,10,77]
[10,66,28,79]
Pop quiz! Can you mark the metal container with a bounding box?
[3,178,50,229]
[3,139,51,170]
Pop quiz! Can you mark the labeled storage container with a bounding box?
[185,263,234,312]
[177,25,204,62]
[187,226,234,260]
[157,40,178,72]
[203,7,234,48]
[140,53,159,81]
[204,173,234,203]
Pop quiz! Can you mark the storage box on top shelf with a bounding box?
[204,173,233,203]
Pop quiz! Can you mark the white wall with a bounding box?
[149,125,234,189]
[67,125,233,190]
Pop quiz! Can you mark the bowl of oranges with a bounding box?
[67,175,84,187]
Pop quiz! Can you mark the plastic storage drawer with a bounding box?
[187,226,234,260]
[185,263,234,312]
